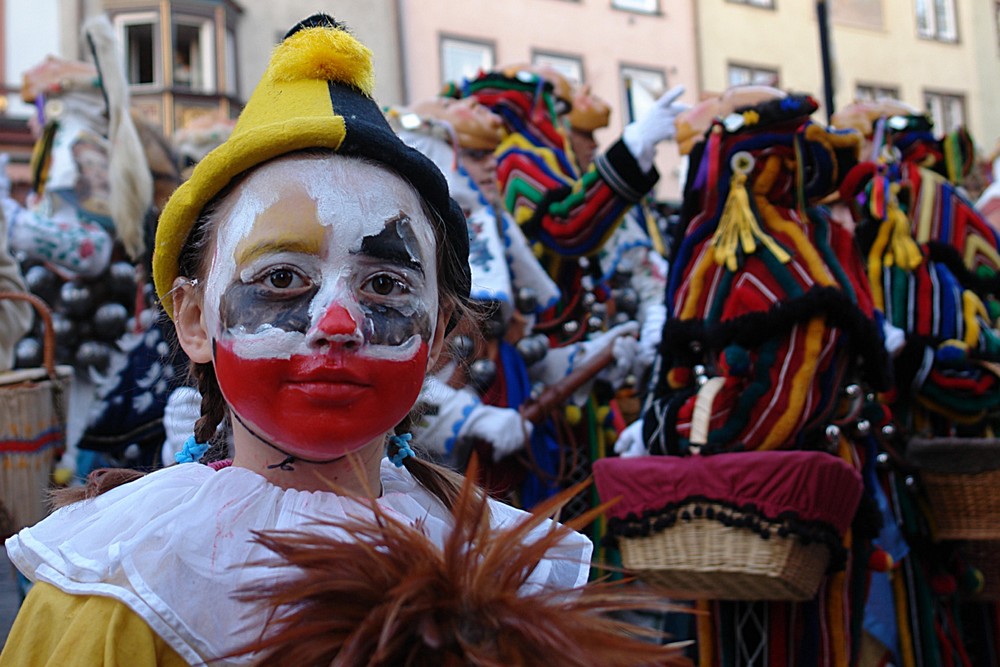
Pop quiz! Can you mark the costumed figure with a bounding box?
[1,15,597,666]
[615,87,891,666]
[10,17,186,477]
[833,101,1000,436]
[389,97,637,516]
[830,99,1000,667]
[440,64,685,523]
[453,63,685,349]
[564,83,670,453]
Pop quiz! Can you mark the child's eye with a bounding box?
[263,268,308,290]
[365,273,407,296]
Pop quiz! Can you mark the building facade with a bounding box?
[398,0,699,202]
[695,0,1000,152]
[3,1,997,198]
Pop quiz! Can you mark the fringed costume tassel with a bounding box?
[709,159,791,272]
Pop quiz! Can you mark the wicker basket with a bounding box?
[617,502,831,601]
[0,291,72,536]
[921,469,1000,541]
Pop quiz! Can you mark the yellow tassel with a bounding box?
[883,186,922,271]
[709,171,791,272]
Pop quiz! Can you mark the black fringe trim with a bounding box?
[603,494,851,573]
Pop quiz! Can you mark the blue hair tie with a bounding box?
[175,435,210,464]
[389,432,415,468]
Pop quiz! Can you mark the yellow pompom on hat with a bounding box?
[153,13,470,318]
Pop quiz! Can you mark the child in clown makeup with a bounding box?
[176,155,449,490]
[1,15,593,667]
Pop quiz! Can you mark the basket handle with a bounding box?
[0,290,57,377]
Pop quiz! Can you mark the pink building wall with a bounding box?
[398,0,699,202]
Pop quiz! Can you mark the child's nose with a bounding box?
[308,303,363,349]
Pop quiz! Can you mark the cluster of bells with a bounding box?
[14,260,141,374]
[453,271,643,400]
[690,357,901,454]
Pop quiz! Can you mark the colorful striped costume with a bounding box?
[642,93,888,667]
[836,110,1000,667]
[462,72,659,260]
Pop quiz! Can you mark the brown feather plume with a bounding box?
[229,456,692,667]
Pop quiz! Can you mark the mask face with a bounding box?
[203,155,439,460]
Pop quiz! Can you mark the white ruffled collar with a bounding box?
[7,460,592,665]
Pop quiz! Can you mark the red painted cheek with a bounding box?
[214,340,428,460]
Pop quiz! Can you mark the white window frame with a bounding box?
[621,65,666,123]
[727,62,780,88]
[924,90,966,134]
[173,15,216,93]
[916,0,958,42]
[440,36,494,87]
[855,83,901,102]
[611,0,659,14]
[224,27,238,97]
[727,0,776,8]
[532,51,584,85]
[114,11,160,88]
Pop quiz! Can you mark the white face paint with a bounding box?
[204,155,440,361]
[204,154,443,460]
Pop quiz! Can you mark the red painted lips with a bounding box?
[214,339,428,459]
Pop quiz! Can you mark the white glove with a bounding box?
[458,404,534,461]
[882,319,906,358]
[597,333,639,390]
[622,85,688,172]
[635,303,666,375]
[614,419,648,458]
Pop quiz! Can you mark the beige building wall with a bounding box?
[696,0,1000,155]
[399,0,700,201]
[233,2,403,107]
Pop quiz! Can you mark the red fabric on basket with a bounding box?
[593,451,863,536]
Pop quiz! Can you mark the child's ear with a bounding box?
[172,279,213,364]
[427,306,454,371]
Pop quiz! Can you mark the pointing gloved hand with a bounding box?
[622,85,689,172]
[459,404,534,462]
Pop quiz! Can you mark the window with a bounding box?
[727,63,779,88]
[727,0,775,7]
[621,65,666,123]
[440,36,494,87]
[856,83,900,102]
[916,0,957,42]
[924,91,965,133]
[831,0,883,29]
[532,52,584,85]
[173,17,215,92]
[116,13,159,86]
[611,0,659,13]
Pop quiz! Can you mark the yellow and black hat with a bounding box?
[153,14,470,317]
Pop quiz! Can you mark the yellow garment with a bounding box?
[0,582,187,667]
